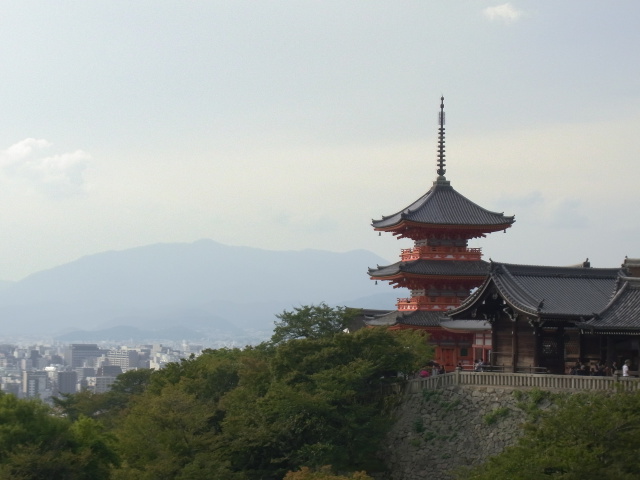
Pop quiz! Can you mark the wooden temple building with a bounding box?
[365,98,515,370]
[442,261,623,374]
[363,98,640,374]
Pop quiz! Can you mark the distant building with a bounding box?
[66,344,106,368]
[22,371,48,398]
[97,365,123,377]
[106,348,139,372]
[55,370,78,395]
[1,381,20,397]
[92,376,117,394]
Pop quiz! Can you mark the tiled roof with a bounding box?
[348,308,396,331]
[440,319,492,332]
[362,310,402,327]
[372,178,515,230]
[362,310,444,327]
[450,262,621,319]
[578,277,640,331]
[491,263,620,317]
[369,259,489,278]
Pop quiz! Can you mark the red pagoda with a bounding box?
[367,97,515,370]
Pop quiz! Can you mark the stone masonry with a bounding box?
[379,385,542,480]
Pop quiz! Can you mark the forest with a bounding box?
[3,304,640,479]
[2,305,429,479]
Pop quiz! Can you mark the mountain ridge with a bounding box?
[0,239,396,343]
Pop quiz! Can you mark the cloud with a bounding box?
[483,3,523,23]
[548,198,589,229]
[499,191,544,208]
[497,191,587,229]
[0,138,91,198]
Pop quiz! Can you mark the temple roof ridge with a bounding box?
[489,261,620,279]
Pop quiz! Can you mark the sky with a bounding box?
[0,1,639,281]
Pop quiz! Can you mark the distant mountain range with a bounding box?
[0,240,396,344]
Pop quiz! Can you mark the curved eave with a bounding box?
[591,278,630,319]
[491,269,541,317]
[447,276,494,316]
[373,220,514,235]
[369,260,490,284]
[370,272,487,282]
[371,180,516,230]
[447,272,539,319]
[440,320,492,333]
[579,278,640,329]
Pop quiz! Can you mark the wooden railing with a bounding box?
[399,246,482,261]
[396,296,460,311]
[383,371,640,395]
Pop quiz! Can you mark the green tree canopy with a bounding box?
[215,327,431,477]
[271,303,360,344]
[0,392,119,479]
[460,390,640,480]
[110,307,432,479]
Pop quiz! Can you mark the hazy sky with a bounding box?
[1,1,639,281]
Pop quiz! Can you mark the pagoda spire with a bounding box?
[437,96,446,179]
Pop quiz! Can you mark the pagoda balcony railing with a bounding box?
[396,296,461,311]
[400,246,482,261]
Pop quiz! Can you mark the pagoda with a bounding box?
[367,97,515,370]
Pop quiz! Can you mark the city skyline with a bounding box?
[1,1,639,281]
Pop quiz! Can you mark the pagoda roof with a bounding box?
[371,177,515,233]
[372,97,514,238]
[577,277,640,332]
[450,262,621,319]
[368,259,489,279]
[347,308,396,332]
[362,309,444,328]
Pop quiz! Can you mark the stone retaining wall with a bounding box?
[379,385,545,480]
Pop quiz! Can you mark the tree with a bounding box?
[0,392,119,479]
[53,368,155,425]
[113,383,219,480]
[113,348,261,479]
[109,316,432,479]
[52,390,110,421]
[459,390,640,479]
[109,368,154,396]
[271,303,360,344]
[219,327,431,477]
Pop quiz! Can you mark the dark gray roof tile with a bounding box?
[449,262,621,319]
[491,263,620,317]
[362,310,445,327]
[579,277,640,331]
[372,179,515,230]
[369,259,490,278]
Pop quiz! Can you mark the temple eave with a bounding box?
[369,273,487,282]
[374,221,513,237]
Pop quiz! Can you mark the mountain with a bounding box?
[0,239,395,343]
